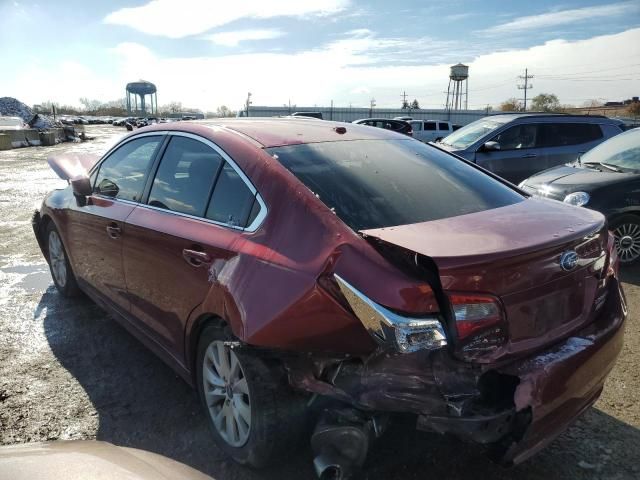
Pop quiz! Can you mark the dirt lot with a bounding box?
[1,125,639,479]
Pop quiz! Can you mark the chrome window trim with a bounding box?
[163,131,267,233]
[89,130,268,233]
[136,202,246,231]
[89,131,169,177]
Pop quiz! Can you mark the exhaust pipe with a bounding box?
[313,453,349,480]
[311,409,383,479]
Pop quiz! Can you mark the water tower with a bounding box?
[126,80,157,115]
[445,64,469,111]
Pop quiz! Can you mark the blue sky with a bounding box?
[1,0,639,111]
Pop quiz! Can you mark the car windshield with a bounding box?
[440,117,510,149]
[268,139,523,231]
[580,128,640,171]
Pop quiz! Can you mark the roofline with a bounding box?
[492,112,615,120]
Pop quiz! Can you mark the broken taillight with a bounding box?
[449,293,504,340]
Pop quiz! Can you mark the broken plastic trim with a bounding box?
[334,274,447,353]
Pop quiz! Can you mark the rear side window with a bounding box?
[206,163,256,228]
[538,123,603,147]
[425,122,437,131]
[438,122,449,131]
[148,136,223,216]
[269,140,523,231]
[94,136,161,201]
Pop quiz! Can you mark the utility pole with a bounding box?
[401,91,409,109]
[245,92,252,117]
[369,98,376,117]
[517,69,533,111]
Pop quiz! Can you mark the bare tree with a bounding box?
[216,105,236,117]
[499,98,521,112]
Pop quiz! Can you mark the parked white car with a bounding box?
[409,120,452,143]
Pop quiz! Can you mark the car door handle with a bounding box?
[182,248,211,267]
[521,153,537,158]
[106,223,121,239]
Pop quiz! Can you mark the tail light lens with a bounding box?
[449,293,504,340]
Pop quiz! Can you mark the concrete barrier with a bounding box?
[0,126,85,149]
[0,134,11,151]
[39,131,57,146]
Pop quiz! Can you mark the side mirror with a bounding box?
[95,178,119,197]
[70,175,92,197]
[482,141,501,152]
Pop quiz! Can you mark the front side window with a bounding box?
[492,124,538,150]
[94,136,161,201]
[269,140,523,231]
[411,121,422,131]
[148,136,223,216]
[441,118,510,149]
[206,163,256,228]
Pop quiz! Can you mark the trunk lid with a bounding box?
[361,197,609,360]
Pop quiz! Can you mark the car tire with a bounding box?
[45,222,81,297]
[611,214,640,265]
[196,325,308,468]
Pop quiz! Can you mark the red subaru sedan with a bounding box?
[33,119,625,478]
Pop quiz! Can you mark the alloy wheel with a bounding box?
[202,341,251,447]
[613,222,640,264]
[48,230,67,287]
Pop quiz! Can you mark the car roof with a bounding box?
[487,113,624,124]
[353,118,406,122]
[142,118,402,148]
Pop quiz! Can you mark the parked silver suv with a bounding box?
[438,114,624,184]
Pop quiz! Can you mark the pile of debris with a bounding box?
[0,97,58,129]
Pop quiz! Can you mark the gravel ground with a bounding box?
[0,125,639,479]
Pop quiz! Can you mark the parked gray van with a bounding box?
[438,114,624,184]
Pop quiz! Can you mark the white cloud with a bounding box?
[5,28,639,112]
[481,1,638,35]
[104,0,348,38]
[205,29,285,47]
[350,86,371,95]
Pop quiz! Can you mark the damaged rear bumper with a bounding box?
[289,278,626,465]
[495,277,626,464]
[418,277,626,463]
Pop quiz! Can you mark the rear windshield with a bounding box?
[268,140,523,231]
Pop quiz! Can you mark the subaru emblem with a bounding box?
[559,250,579,271]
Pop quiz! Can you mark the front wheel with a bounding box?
[196,325,307,468]
[611,214,640,265]
[46,222,80,296]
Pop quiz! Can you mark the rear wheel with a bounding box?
[611,215,640,265]
[196,325,307,468]
[46,222,80,296]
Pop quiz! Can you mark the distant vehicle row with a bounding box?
[439,113,625,184]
